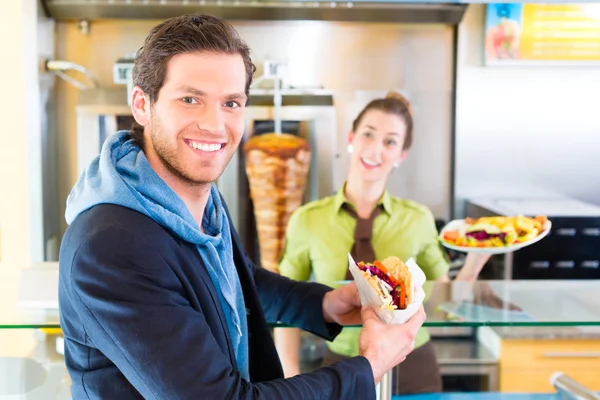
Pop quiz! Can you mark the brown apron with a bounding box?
[321,341,443,394]
[337,202,443,393]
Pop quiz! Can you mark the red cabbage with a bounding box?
[357,263,401,308]
[391,287,402,309]
[465,230,506,242]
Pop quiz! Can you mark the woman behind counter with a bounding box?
[274,91,489,393]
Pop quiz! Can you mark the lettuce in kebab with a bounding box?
[356,256,413,311]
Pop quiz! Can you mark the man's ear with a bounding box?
[131,86,151,126]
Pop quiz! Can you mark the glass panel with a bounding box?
[0,307,60,329]
[0,330,71,399]
[268,279,600,328]
[2,277,600,329]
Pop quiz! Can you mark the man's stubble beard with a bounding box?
[149,117,235,188]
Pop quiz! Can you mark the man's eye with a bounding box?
[224,101,240,108]
[182,97,198,104]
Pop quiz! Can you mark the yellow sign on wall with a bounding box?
[485,3,600,65]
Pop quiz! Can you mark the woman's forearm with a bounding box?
[273,327,302,377]
[455,253,491,281]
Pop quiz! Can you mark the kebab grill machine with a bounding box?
[232,60,338,273]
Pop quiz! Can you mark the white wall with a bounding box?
[0,0,46,267]
[0,0,48,359]
[454,5,600,217]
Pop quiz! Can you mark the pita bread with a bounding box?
[381,256,413,304]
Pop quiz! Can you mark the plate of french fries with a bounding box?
[439,215,551,254]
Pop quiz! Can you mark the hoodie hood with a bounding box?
[66,130,216,245]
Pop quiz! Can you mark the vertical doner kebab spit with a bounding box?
[243,80,311,273]
[244,134,311,273]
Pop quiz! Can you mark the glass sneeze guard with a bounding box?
[2,279,600,329]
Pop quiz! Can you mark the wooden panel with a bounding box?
[500,339,600,369]
[500,369,600,392]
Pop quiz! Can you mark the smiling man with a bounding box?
[58,14,425,399]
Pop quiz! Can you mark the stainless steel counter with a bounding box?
[434,339,497,365]
[433,338,499,391]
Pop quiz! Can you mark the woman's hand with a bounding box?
[455,253,493,282]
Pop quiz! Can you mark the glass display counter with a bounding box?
[1,278,599,399]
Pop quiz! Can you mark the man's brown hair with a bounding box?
[130,14,256,147]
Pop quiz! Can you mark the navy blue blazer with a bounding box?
[58,202,375,399]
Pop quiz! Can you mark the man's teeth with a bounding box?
[188,141,222,152]
[362,157,380,167]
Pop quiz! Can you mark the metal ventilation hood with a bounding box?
[41,0,468,24]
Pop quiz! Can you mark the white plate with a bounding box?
[439,218,552,255]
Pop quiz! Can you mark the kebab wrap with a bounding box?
[348,253,426,325]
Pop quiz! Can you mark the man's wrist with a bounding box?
[359,353,382,384]
[322,291,333,323]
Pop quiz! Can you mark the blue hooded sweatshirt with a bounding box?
[65,130,249,380]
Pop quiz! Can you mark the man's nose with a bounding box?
[197,105,225,134]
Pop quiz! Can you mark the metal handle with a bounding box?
[555,261,575,269]
[581,260,599,269]
[551,372,600,400]
[45,59,99,90]
[530,261,550,268]
[582,228,600,236]
[273,75,282,134]
[376,370,393,400]
[556,228,577,236]
[543,352,600,358]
